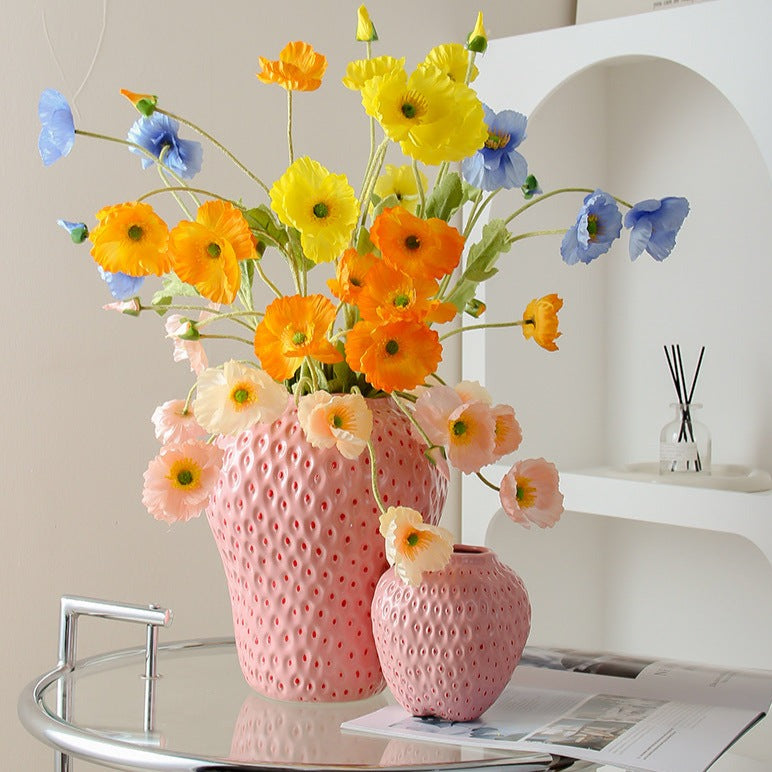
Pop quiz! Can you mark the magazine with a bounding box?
[342,647,772,772]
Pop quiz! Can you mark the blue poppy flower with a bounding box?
[461,105,528,191]
[624,197,689,261]
[97,266,145,300]
[128,114,202,179]
[560,189,622,265]
[57,219,88,244]
[38,89,75,166]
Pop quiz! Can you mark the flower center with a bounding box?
[313,202,329,219]
[292,331,308,345]
[331,413,343,429]
[176,469,194,486]
[385,339,399,356]
[232,387,251,404]
[393,293,410,308]
[516,478,537,508]
[350,276,362,287]
[587,214,599,239]
[401,103,417,119]
[400,90,427,121]
[452,420,467,437]
[485,131,510,150]
[404,235,421,251]
[207,242,221,258]
[406,531,420,546]
[127,225,143,241]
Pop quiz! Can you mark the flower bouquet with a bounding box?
[39,7,688,706]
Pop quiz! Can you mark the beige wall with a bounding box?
[3,1,575,768]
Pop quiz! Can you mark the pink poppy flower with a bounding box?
[379,506,454,586]
[151,399,205,444]
[165,313,209,375]
[499,458,564,529]
[102,298,141,315]
[414,385,496,474]
[453,380,492,404]
[491,404,522,461]
[142,440,224,524]
[297,391,373,459]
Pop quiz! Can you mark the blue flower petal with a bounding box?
[628,219,652,261]
[127,114,203,179]
[562,190,622,265]
[97,266,145,300]
[624,196,689,261]
[38,89,75,166]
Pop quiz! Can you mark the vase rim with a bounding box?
[452,544,492,556]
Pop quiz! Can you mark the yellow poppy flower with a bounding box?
[89,201,170,277]
[361,62,487,165]
[270,156,358,264]
[254,294,343,381]
[257,41,327,92]
[373,164,427,215]
[522,294,564,351]
[342,55,404,91]
[168,200,255,305]
[423,43,478,83]
[355,5,378,42]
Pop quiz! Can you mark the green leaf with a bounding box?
[445,219,512,312]
[424,171,464,221]
[237,260,256,311]
[371,192,399,219]
[151,274,200,307]
[356,225,375,255]
[243,205,288,249]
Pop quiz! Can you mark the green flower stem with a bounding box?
[303,357,319,392]
[138,302,214,313]
[366,441,387,515]
[196,309,263,330]
[198,332,255,346]
[463,189,500,240]
[355,138,390,237]
[182,381,198,414]
[391,394,434,448]
[465,50,478,86]
[255,259,283,299]
[136,186,235,205]
[503,187,634,227]
[475,471,500,492]
[439,319,525,342]
[428,372,447,386]
[412,159,426,217]
[287,90,294,165]
[75,129,193,192]
[509,228,566,244]
[157,145,197,218]
[156,108,271,196]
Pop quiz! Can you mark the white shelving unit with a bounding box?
[461,0,772,562]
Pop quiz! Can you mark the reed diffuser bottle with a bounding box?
[660,345,711,475]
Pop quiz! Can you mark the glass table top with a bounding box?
[24,638,571,771]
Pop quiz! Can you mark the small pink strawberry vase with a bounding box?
[206,397,447,702]
[371,544,531,721]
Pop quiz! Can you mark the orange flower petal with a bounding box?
[522,293,563,351]
[327,248,377,305]
[257,41,327,91]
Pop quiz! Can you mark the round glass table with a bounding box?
[19,636,575,771]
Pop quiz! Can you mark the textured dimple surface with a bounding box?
[207,398,447,702]
[371,547,531,721]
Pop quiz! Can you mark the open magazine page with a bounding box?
[342,647,772,772]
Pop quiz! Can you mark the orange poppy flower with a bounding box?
[168,200,256,304]
[522,293,563,351]
[369,206,464,281]
[254,294,343,381]
[345,320,442,393]
[327,248,377,305]
[354,261,456,325]
[90,201,170,277]
[257,41,327,92]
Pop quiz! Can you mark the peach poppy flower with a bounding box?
[369,206,464,281]
[354,261,456,325]
[297,391,373,459]
[414,385,496,474]
[168,200,255,304]
[326,248,376,305]
[151,399,205,444]
[522,293,563,351]
[499,458,564,529]
[254,294,343,382]
[379,506,454,586]
[193,360,289,436]
[491,404,522,461]
[345,320,442,393]
[142,440,223,524]
[454,380,492,405]
[257,41,327,91]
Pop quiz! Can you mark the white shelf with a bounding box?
[462,465,772,567]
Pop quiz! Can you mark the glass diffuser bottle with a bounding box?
[659,402,711,474]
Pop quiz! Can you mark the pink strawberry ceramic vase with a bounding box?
[206,397,447,702]
[371,545,531,721]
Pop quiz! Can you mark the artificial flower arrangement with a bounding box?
[39,7,688,588]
